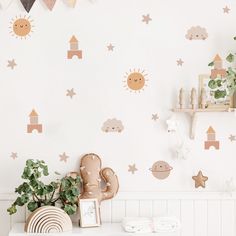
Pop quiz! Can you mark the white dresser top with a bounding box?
[9,223,177,236]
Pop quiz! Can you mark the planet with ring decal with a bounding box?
[149,161,173,180]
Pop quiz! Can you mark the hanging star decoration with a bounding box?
[7,59,17,69]
[177,58,184,66]
[175,143,190,160]
[128,164,138,174]
[229,134,236,142]
[223,178,236,196]
[166,115,179,132]
[10,152,18,160]
[223,6,230,14]
[59,152,69,163]
[142,14,152,24]
[152,114,159,121]
[192,171,208,188]
[66,88,76,99]
[107,43,114,51]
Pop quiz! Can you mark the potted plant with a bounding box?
[7,159,81,216]
[208,37,236,101]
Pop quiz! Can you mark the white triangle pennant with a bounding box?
[0,0,13,9]
[66,0,77,8]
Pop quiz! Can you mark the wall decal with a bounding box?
[7,59,17,69]
[66,88,76,99]
[65,0,77,8]
[59,152,69,162]
[142,14,152,24]
[149,161,173,180]
[185,26,208,40]
[166,115,179,132]
[210,54,226,79]
[192,171,208,188]
[101,118,124,133]
[223,178,236,196]
[27,109,43,133]
[152,114,159,121]
[223,6,230,14]
[20,0,36,13]
[123,69,148,93]
[43,0,57,11]
[128,164,138,174]
[204,126,220,150]
[175,143,190,160]
[177,58,184,66]
[10,16,34,39]
[229,134,236,142]
[10,152,17,160]
[107,43,114,51]
[67,35,82,59]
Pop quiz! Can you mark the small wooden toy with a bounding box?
[179,88,185,109]
[190,88,197,109]
[210,54,227,79]
[200,88,207,109]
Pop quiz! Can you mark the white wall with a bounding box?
[1,0,236,194]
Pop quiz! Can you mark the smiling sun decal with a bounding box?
[10,15,34,39]
[123,69,148,93]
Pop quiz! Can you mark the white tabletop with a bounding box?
[9,223,178,236]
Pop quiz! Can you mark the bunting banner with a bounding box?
[43,0,57,11]
[66,0,77,8]
[20,0,36,13]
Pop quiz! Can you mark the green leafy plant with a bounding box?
[208,36,236,99]
[7,159,81,216]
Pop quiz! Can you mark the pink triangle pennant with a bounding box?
[66,0,77,8]
[20,0,36,13]
[43,0,57,11]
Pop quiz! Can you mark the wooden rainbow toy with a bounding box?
[24,206,73,233]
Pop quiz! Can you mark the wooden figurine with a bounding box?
[190,88,197,109]
[200,88,207,109]
[179,88,185,109]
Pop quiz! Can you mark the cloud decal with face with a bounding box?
[102,118,124,133]
[185,26,208,40]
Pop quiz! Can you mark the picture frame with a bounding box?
[198,74,233,109]
[79,198,101,228]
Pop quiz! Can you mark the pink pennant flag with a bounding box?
[66,0,77,8]
[43,0,57,11]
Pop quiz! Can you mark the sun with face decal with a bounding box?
[123,69,148,93]
[9,15,34,39]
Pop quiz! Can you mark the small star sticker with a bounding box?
[66,88,76,99]
[142,14,152,24]
[107,44,115,51]
[10,152,18,160]
[229,134,236,142]
[128,164,138,174]
[7,59,17,69]
[152,114,159,121]
[59,152,69,163]
[192,171,208,188]
[177,59,184,66]
[223,6,230,13]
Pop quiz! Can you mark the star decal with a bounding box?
[66,88,76,99]
[152,114,159,121]
[142,14,152,24]
[10,152,18,160]
[7,59,17,69]
[128,164,138,174]
[223,6,230,14]
[175,144,190,160]
[59,152,69,163]
[107,43,115,51]
[177,58,184,66]
[229,134,236,142]
[192,171,208,188]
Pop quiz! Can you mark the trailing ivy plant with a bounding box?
[208,36,236,99]
[7,159,81,216]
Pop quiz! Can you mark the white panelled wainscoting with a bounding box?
[1,192,236,236]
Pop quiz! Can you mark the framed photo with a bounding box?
[79,198,101,228]
[199,74,233,109]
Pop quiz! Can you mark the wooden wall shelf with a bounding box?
[172,108,235,139]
